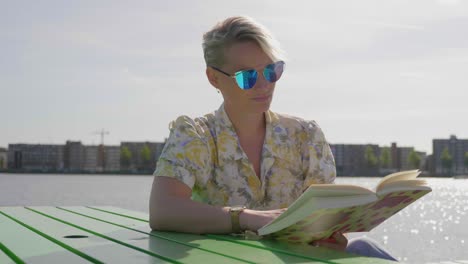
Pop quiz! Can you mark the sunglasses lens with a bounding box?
[235,69,257,90]
[264,61,285,83]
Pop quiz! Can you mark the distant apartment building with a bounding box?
[64,141,85,172]
[82,145,121,172]
[83,145,99,172]
[330,144,380,176]
[120,141,165,172]
[104,146,120,172]
[391,144,424,170]
[399,147,413,170]
[0,147,7,170]
[432,135,468,176]
[7,144,64,172]
[416,151,427,170]
[4,140,165,173]
[388,143,427,171]
[65,141,120,173]
[330,143,427,176]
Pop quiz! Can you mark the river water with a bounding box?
[1,173,467,263]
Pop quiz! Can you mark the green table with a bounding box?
[0,206,392,263]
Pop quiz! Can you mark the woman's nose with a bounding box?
[254,71,270,90]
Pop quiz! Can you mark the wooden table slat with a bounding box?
[27,206,247,264]
[87,206,149,222]
[206,234,396,264]
[1,207,170,264]
[0,210,91,264]
[0,241,24,264]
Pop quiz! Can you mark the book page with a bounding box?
[301,184,375,197]
[258,194,376,236]
[375,170,420,192]
[262,184,375,231]
[377,179,431,196]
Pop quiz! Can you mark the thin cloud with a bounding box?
[436,0,461,6]
[351,20,425,31]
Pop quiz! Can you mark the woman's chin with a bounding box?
[252,100,272,113]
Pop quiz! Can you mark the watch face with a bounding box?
[230,206,246,212]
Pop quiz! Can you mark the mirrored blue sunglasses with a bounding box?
[211,61,285,90]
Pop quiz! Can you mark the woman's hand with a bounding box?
[310,232,348,251]
[239,208,287,232]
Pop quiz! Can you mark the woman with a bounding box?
[150,16,397,261]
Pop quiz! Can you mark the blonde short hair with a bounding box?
[202,16,285,67]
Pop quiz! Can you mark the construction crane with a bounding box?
[93,129,109,146]
[92,129,110,171]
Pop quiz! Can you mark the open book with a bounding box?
[257,170,431,243]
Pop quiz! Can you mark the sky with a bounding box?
[1,0,467,154]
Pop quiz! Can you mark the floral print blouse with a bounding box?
[153,104,336,210]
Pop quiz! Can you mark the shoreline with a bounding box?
[0,170,459,178]
[0,170,153,176]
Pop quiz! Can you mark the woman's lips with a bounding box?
[252,94,271,102]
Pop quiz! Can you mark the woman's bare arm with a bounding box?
[149,176,284,234]
[149,176,231,233]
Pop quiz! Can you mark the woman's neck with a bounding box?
[224,104,266,139]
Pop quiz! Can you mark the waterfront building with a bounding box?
[390,143,412,170]
[331,142,427,176]
[0,147,7,169]
[398,147,413,170]
[3,137,435,175]
[7,144,64,172]
[75,144,120,173]
[330,144,380,176]
[120,141,165,172]
[104,145,120,172]
[64,141,85,172]
[433,135,468,176]
[83,145,99,172]
[389,143,426,171]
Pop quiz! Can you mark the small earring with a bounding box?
[217,89,220,94]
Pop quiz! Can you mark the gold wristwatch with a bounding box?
[229,206,246,233]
